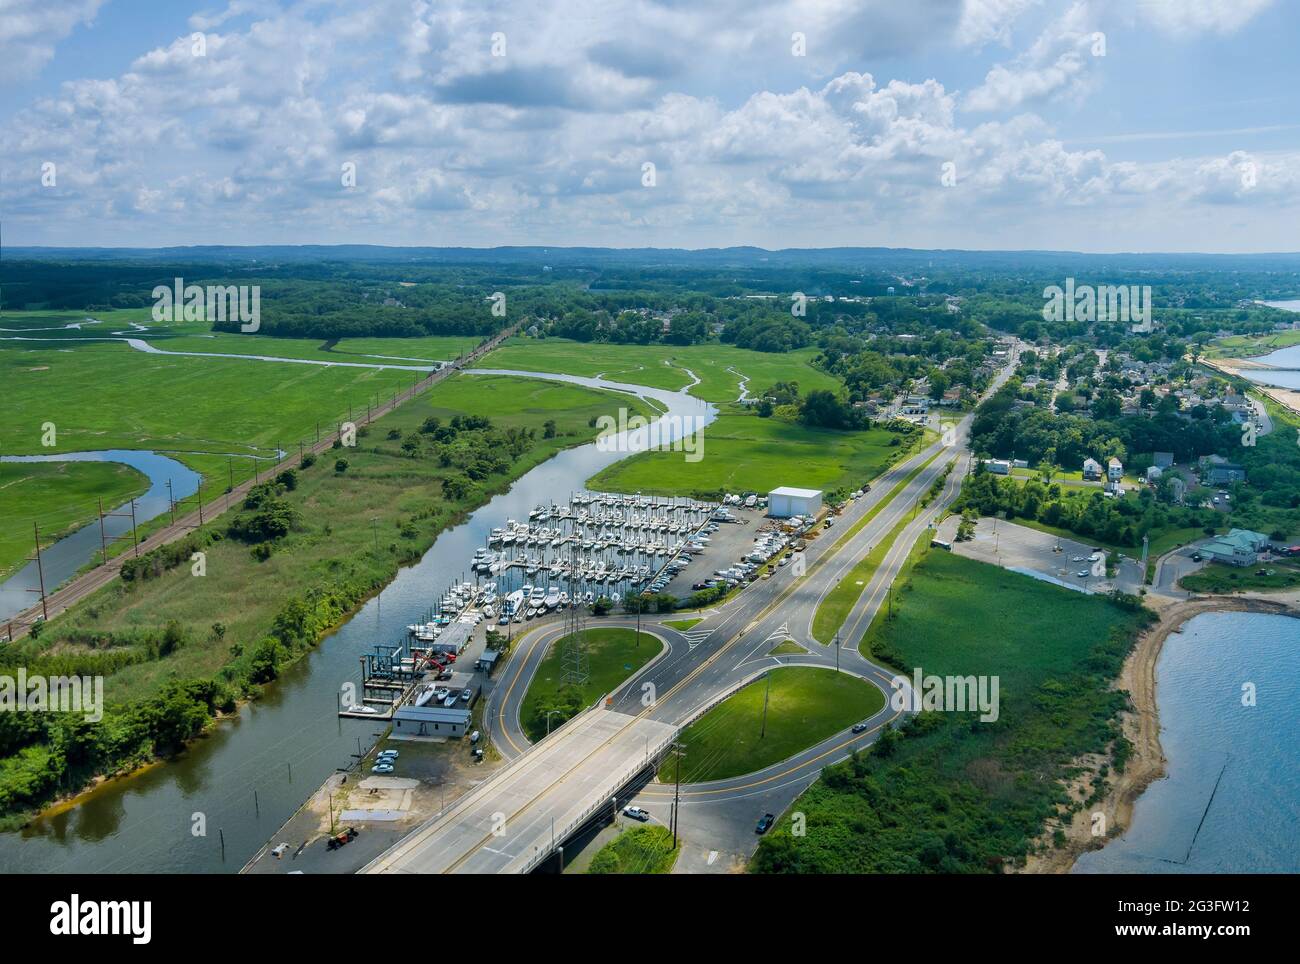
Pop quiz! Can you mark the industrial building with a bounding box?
[768,486,823,519]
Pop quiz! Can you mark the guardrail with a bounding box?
[516,720,678,874]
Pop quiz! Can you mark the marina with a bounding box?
[342,489,721,720]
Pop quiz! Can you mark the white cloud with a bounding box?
[0,0,104,82]
[1137,0,1276,36]
[0,0,1295,250]
[964,1,1103,111]
[958,0,1043,46]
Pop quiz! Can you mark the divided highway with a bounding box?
[364,344,1019,874]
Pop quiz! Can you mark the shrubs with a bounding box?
[228,496,300,542]
[120,530,217,583]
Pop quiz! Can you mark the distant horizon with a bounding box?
[8,242,1300,259]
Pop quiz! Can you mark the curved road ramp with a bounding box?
[361,707,677,874]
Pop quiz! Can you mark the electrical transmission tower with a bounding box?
[561,540,590,687]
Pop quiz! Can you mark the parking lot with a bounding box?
[657,504,820,599]
[935,515,1143,594]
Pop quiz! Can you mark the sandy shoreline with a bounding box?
[1020,591,1300,873]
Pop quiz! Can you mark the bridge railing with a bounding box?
[516,721,678,874]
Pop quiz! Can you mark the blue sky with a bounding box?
[2,0,1297,251]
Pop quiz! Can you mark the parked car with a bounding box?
[1076,569,1090,578]
[371,763,394,774]
[623,806,651,822]
[460,688,473,702]
[377,749,399,759]
[326,827,359,851]
[755,813,775,834]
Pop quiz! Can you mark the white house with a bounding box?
[1082,458,1103,481]
[1107,457,1124,482]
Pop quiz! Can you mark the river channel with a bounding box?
[0,369,711,873]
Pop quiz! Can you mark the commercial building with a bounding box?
[393,704,471,739]
[1199,529,1269,567]
[768,486,823,519]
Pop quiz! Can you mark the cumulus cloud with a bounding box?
[0,0,104,82]
[1136,0,1276,36]
[0,0,1294,250]
[964,1,1103,111]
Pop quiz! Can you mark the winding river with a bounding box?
[0,451,202,624]
[0,369,712,873]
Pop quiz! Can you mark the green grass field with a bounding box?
[1180,560,1300,594]
[520,628,659,742]
[0,308,493,581]
[0,460,150,579]
[22,374,654,704]
[475,337,840,405]
[813,510,913,645]
[587,825,680,874]
[663,617,701,631]
[660,667,884,784]
[1206,329,1300,359]
[769,639,807,655]
[587,414,918,498]
[753,547,1151,874]
[861,548,1137,688]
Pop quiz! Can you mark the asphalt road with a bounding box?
[367,342,1022,873]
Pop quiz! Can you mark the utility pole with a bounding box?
[834,630,840,673]
[97,497,108,565]
[30,523,48,620]
[671,742,685,848]
[129,498,139,557]
[166,478,176,526]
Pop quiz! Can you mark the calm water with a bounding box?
[1240,302,1300,388]
[0,451,202,623]
[1075,611,1300,873]
[0,370,710,873]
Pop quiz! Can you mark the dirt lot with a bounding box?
[243,734,499,874]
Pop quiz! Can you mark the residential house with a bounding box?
[1082,457,1103,481]
[1107,457,1124,482]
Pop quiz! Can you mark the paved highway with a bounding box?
[366,342,1020,873]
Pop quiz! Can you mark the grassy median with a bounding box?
[660,667,885,784]
[520,628,659,742]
